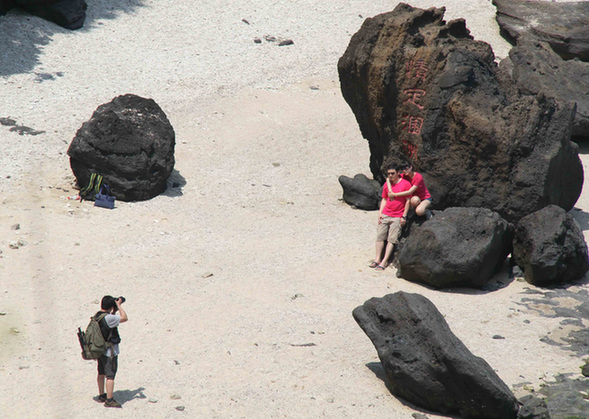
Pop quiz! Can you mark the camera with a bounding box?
[117,296,126,303]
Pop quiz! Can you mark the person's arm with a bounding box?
[389,184,417,198]
[116,298,128,323]
[400,198,411,226]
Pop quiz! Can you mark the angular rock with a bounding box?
[502,39,589,139]
[67,94,176,202]
[353,292,519,418]
[397,207,514,289]
[517,395,550,419]
[513,205,589,286]
[15,0,87,30]
[338,4,583,222]
[493,0,589,62]
[338,173,380,210]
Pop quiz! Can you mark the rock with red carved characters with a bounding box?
[338,3,583,223]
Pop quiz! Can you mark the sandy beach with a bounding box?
[0,1,587,418]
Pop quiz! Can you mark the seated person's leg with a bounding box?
[415,198,432,216]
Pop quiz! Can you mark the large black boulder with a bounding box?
[353,292,519,418]
[338,173,380,210]
[338,4,583,223]
[512,205,589,286]
[67,94,176,202]
[397,207,513,289]
[14,0,87,30]
[493,0,589,62]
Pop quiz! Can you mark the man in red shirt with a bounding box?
[370,165,411,270]
[390,163,432,219]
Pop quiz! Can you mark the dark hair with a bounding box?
[385,163,401,173]
[101,295,117,311]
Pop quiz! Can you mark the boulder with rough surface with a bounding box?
[513,205,589,286]
[397,207,513,289]
[67,94,176,202]
[14,0,87,30]
[338,173,381,210]
[353,291,519,418]
[338,4,583,222]
[493,0,589,62]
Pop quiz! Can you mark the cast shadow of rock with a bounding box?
[113,386,146,405]
[396,260,516,296]
[161,169,186,198]
[0,0,147,77]
[570,208,589,232]
[365,362,459,419]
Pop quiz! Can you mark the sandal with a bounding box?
[375,265,386,271]
[369,261,379,268]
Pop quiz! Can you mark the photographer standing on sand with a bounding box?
[95,295,128,408]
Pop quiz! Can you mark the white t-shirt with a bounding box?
[104,314,121,356]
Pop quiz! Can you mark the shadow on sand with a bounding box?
[113,386,146,405]
[0,0,147,77]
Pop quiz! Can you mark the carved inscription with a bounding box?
[399,57,430,159]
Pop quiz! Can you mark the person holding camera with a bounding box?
[95,295,128,408]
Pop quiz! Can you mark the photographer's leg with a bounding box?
[97,374,105,395]
[106,379,114,399]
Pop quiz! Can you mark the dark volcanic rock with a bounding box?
[0,1,16,15]
[67,94,176,202]
[338,4,583,222]
[15,0,87,30]
[517,395,550,419]
[338,173,380,210]
[513,205,589,286]
[503,39,589,139]
[493,0,589,62]
[353,292,519,418]
[397,207,513,289]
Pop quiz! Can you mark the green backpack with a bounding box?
[77,312,113,360]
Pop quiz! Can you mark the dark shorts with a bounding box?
[97,355,118,379]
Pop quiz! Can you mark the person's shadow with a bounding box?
[113,386,147,405]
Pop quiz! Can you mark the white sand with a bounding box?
[0,1,587,418]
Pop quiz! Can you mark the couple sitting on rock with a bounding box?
[370,163,432,271]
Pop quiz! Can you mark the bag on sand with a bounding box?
[77,313,112,360]
[94,185,115,209]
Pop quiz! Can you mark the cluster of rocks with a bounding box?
[341,3,589,418]
[67,94,176,202]
[394,205,588,290]
[338,3,583,222]
[0,0,87,30]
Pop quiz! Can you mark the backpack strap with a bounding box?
[95,312,115,356]
[79,173,97,199]
[94,175,103,195]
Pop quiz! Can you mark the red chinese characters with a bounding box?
[400,114,424,136]
[399,58,430,158]
[405,59,429,82]
[403,89,426,109]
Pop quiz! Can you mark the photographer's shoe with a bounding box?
[95,393,107,403]
[104,398,122,408]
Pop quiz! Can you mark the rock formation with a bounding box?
[493,0,589,62]
[353,292,519,418]
[513,205,589,286]
[338,3,583,222]
[501,39,589,139]
[338,173,380,210]
[68,94,176,202]
[397,207,513,289]
[1,0,87,29]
